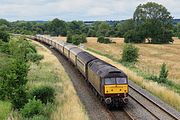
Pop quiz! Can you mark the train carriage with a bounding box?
[57,42,66,54]
[69,47,83,66]
[76,52,97,78]
[63,44,77,59]
[51,40,56,47]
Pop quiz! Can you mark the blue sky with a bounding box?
[0,0,180,21]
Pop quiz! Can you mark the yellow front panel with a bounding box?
[104,85,128,94]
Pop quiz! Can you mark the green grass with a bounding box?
[87,48,117,61]
[0,101,11,120]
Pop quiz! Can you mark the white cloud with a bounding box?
[0,0,179,21]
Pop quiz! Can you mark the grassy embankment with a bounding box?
[53,36,180,111]
[28,40,89,120]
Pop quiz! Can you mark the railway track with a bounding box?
[111,108,134,120]
[128,83,180,120]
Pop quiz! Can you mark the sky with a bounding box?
[0,0,180,21]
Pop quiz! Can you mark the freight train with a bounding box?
[31,35,129,108]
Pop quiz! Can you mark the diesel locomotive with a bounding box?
[32,35,128,107]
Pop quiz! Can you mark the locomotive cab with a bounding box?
[88,59,129,107]
[102,72,129,106]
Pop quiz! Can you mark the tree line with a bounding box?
[0,2,180,44]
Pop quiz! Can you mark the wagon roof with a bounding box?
[56,41,66,46]
[64,44,77,50]
[77,51,97,64]
[70,47,83,55]
[89,59,127,78]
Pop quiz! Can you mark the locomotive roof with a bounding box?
[70,47,83,55]
[77,51,97,64]
[89,59,127,78]
[64,44,77,50]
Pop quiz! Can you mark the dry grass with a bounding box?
[52,36,180,111]
[29,40,89,120]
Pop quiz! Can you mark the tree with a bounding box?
[133,2,173,44]
[122,44,139,63]
[0,19,10,27]
[115,19,135,37]
[67,33,87,45]
[87,28,96,37]
[97,36,112,44]
[96,22,110,36]
[67,21,84,35]
[124,29,144,43]
[50,18,67,36]
[71,34,87,45]
[175,23,180,38]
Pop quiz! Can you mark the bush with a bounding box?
[69,34,87,45]
[122,44,139,63]
[158,63,168,83]
[0,31,10,42]
[0,40,9,53]
[29,86,55,104]
[97,36,111,44]
[27,53,44,64]
[11,87,28,109]
[21,98,44,118]
[66,32,72,43]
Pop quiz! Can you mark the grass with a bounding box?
[0,101,11,120]
[28,40,89,120]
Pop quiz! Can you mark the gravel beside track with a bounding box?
[111,110,133,120]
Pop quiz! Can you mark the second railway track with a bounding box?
[127,82,180,120]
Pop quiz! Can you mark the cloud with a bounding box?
[0,0,179,21]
